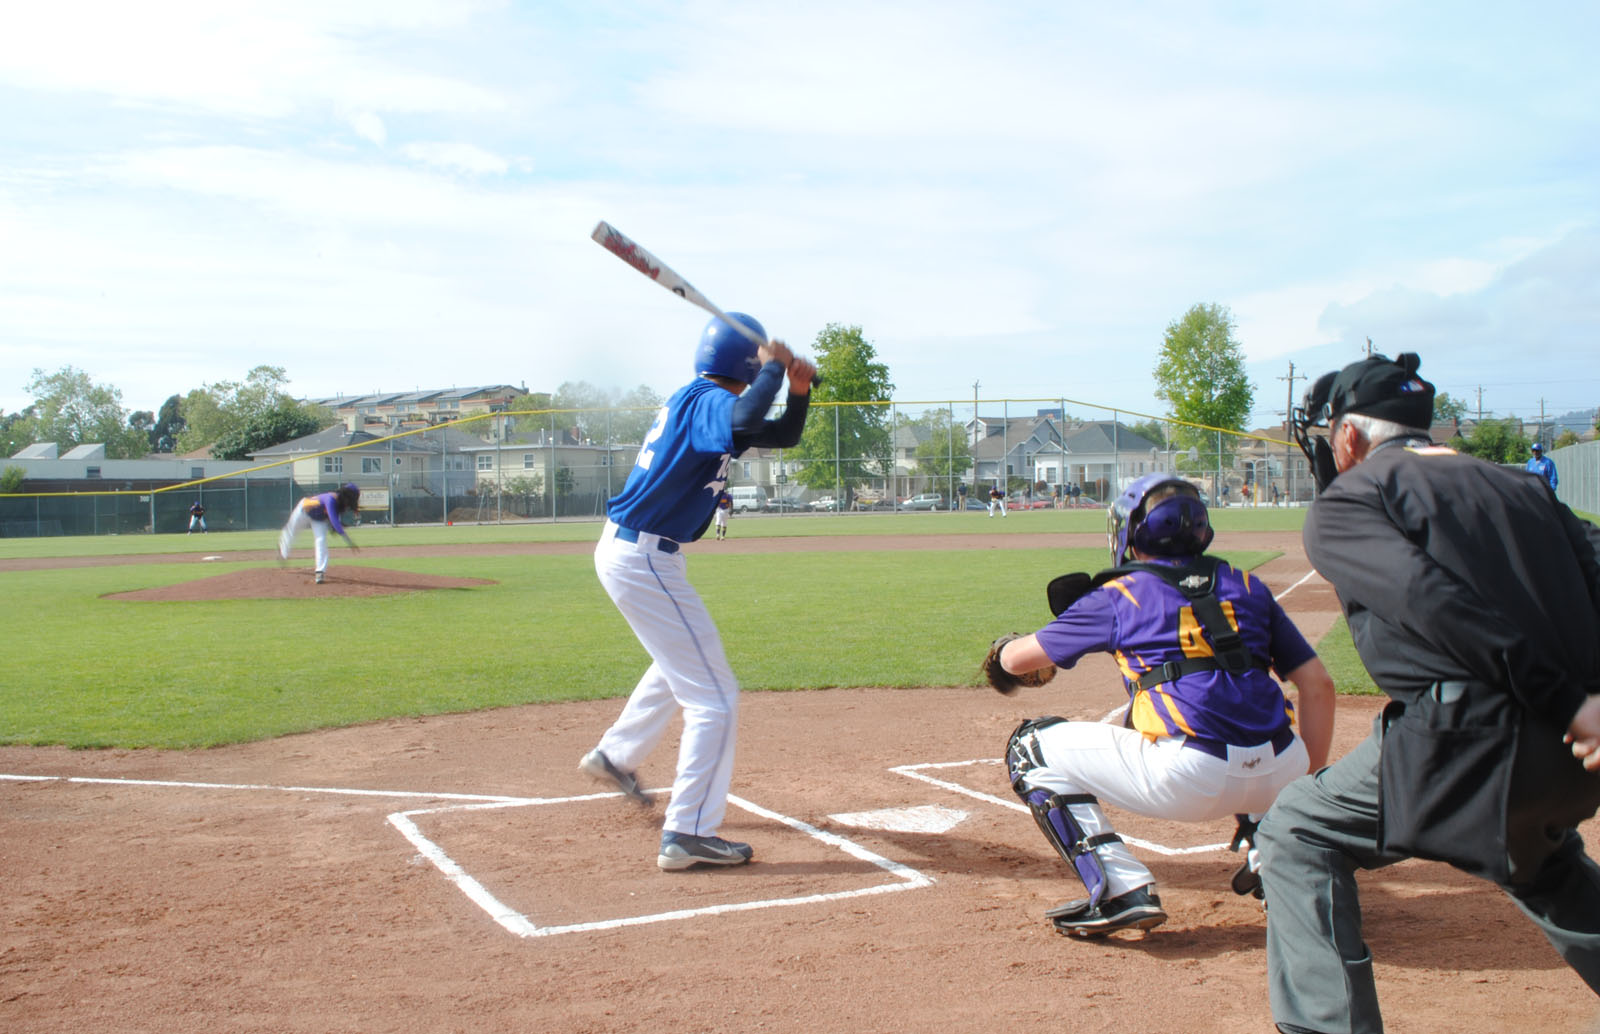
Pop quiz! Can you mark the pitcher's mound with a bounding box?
[107,566,497,601]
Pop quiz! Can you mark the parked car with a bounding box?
[767,496,806,512]
[810,495,839,511]
[901,493,944,511]
[964,498,988,511]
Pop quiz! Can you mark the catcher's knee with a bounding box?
[1020,786,1117,907]
[1006,715,1067,795]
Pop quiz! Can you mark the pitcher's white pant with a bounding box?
[1017,719,1308,898]
[279,508,331,573]
[593,522,738,838]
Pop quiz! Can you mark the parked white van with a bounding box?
[727,485,767,513]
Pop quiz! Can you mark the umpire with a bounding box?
[1263,352,1600,1034]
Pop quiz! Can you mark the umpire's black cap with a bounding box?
[1327,352,1435,428]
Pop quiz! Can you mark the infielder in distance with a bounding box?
[278,482,361,584]
[713,488,732,541]
[187,500,207,534]
[984,474,1335,937]
[988,484,1007,518]
[580,312,815,871]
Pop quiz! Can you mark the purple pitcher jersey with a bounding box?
[1035,560,1315,746]
[606,378,738,543]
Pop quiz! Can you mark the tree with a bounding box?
[1433,391,1468,425]
[1129,418,1168,449]
[0,408,33,459]
[539,382,663,445]
[175,366,329,457]
[788,324,895,505]
[1449,417,1529,464]
[1555,429,1581,448]
[0,465,25,493]
[209,402,327,461]
[1152,304,1255,458]
[910,408,973,480]
[20,366,149,458]
[152,394,185,452]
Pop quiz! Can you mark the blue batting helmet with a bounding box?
[694,312,765,385]
[1108,473,1213,567]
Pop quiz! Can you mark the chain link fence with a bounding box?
[0,397,1309,536]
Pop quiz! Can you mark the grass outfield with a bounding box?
[0,541,1322,749]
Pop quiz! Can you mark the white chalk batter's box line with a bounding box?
[0,772,933,940]
[889,759,1230,856]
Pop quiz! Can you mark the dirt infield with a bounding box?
[2,530,1596,1034]
[104,565,496,601]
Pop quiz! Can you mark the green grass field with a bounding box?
[0,504,1382,749]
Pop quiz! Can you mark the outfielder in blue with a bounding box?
[990,475,1335,936]
[580,312,815,871]
[1527,442,1558,491]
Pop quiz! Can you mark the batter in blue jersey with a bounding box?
[579,312,815,871]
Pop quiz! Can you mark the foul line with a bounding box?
[3,771,933,939]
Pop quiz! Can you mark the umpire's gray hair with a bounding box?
[1337,411,1429,446]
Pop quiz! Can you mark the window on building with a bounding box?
[523,453,535,469]
[742,461,751,478]
[323,456,343,474]
[190,467,205,479]
[477,454,493,471]
[85,466,101,479]
[361,457,383,474]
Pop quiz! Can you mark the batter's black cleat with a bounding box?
[1046,886,1166,938]
[657,832,754,871]
[577,749,652,805]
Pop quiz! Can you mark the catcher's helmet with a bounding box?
[1108,473,1213,567]
[694,312,765,385]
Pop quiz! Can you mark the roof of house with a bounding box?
[305,386,524,410]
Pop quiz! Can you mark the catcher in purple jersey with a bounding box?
[989,474,1335,937]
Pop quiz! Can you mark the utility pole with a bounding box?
[1538,397,1547,448]
[1279,362,1303,502]
[1476,386,1484,424]
[1365,336,1374,358]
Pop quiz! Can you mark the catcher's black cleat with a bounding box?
[1231,859,1265,900]
[1046,886,1166,938]
[578,749,652,806]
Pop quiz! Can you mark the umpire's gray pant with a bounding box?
[1257,727,1600,1034]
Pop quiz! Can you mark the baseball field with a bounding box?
[3,509,1596,1034]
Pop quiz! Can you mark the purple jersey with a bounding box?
[1035,560,1315,746]
[300,492,347,535]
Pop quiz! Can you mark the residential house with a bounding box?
[1028,421,1165,500]
[458,428,641,517]
[307,385,530,438]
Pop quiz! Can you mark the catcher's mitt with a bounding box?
[982,633,1057,695]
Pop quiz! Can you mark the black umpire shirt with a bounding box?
[1304,439,1600,882]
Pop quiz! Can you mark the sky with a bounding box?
[2,0,1597,433]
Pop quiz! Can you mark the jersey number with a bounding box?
[635,406,669,471]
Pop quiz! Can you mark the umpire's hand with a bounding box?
[1567,696,1600,772]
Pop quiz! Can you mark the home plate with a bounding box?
[829,804,968,834]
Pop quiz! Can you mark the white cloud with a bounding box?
[400,141,510,176]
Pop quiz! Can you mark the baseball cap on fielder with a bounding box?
[1532,443,1544,453]
[1326,352,1435,429]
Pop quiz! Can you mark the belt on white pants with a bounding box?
[603,520,680,554]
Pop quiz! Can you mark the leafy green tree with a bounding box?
[1,465,25,493]
[210,402,328,461]
[1129,418,1168,449]
[1433,391,1468,425]
[789,324,895,505]
[910,408,973,480]
[175,366,328,457]
[544,382,663,445]
[152,394,185,452]
[1152,304,1255,459]
[1555,429,1581,448]
[20,366,149,458]
[0,408,34,459]
[1449,417,1529,463]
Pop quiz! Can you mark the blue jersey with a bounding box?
[1035,560,1315,746]
[607,378,739,542]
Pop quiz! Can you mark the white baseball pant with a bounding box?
[1017,719,1309,897]
[593,521,739,838]
[279,508,332,573]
